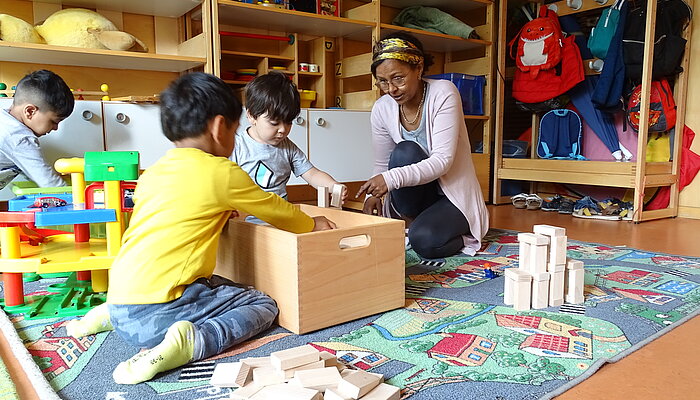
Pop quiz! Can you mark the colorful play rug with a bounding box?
[1,229,699,400]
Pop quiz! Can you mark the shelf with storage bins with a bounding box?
[0,0,211,98]
[492,0,691,222]
[213,0,375,109]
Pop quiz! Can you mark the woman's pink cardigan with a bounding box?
[371,79,489,255]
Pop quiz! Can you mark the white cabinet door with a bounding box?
[39,101,105,165]
[103,102,172,169]
[288,110,309,185]
[236,108,309,186]
[307,110,373,182]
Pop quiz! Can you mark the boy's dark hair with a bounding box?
[371,31,435,77]
[160,72,242,142]
[13,70,74,118]
[245,72,300,124]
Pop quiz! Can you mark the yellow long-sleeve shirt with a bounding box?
[107,148,314,304]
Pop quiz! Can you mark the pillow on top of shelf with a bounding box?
[36,8,116,49]
[0,14,44,44]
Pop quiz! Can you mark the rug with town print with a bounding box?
[2,228,699,400]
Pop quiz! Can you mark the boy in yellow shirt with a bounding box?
[66,72,335,384]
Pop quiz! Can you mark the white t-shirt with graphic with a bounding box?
[231,128,313,200]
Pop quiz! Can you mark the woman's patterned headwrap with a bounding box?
[372,38,424,65]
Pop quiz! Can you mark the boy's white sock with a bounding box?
[65,303,113,338]
[112,320,195,384]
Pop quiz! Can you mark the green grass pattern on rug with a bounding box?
[1,229,699,400]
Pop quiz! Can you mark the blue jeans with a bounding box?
[389,141,470,259]
[108,275,278,361]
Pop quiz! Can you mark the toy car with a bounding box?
[32,197,67,208]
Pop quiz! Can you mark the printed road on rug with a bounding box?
[2,229,699,400]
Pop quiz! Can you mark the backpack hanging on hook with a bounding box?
[508,5,564,78]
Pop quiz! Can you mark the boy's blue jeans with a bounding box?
[108,275,278,361]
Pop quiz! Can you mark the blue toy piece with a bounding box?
[32,207,117,227]
[484,264,498,279]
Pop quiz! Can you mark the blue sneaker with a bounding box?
[541,194,563,211]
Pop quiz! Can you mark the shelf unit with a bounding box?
[212,0,375,108]
[0,0,212,98]
[492,0,692,222]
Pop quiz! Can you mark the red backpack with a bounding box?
[627,78,677,132]
[510,6,584,104]
[509,5,564,78]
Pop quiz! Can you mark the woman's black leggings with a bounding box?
[389,141,470,259]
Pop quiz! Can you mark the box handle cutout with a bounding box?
[339,234,370,250]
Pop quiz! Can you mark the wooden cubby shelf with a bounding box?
[379,24,491,52]
[220,50,294,61]
[0,41,205,73]
[216,0,375,37]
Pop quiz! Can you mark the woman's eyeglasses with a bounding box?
[375,75,406,91]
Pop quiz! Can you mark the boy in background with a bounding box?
[0,69,73,189]
[66,72,336,384]
[233,72,347,206]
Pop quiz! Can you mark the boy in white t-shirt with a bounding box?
[0,70,74,189]
[232,72,347,204]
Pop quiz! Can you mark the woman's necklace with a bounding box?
[401,83,427,125]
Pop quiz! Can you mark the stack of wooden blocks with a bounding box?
[504,225,585,311]
[211,344,400,399]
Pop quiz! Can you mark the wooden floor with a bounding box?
[0,204,698,399]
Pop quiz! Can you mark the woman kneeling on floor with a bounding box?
[357,32,489,259]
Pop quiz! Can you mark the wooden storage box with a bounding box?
[215,204,405,334]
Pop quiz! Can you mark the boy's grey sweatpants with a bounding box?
[108,275,278,361]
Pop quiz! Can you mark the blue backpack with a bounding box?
[537,109,586,160]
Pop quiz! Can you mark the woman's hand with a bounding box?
[362,196,383,216]
[356,175,388,198]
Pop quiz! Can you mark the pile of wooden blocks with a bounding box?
[211,344,400,399]
[504,224,584,311]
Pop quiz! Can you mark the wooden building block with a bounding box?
[565,268,585,304]
[324,388,352,400]
[530,244,549,274]
[518,240,531,270]
[231,383,263,399]
[505,268,529,307]
[283,360,326,380]
[271,344,320,370]
[513,274,532,311]
[504,269,515,305]
[548,235,567,267]
[330,184,343,208]
[337,369,382,399]
[340,369,355,379]
[249,383,322,400]
[549,269,565,307]
[253,367,285,387]
[361,383,401,400]
[210,362,251,387]
[319,351,339,368]
[292,367,342,391]
[533,224,566,237]
[566,259,584,270]
[215,205,405,334]
[317,186,329,208]
[241,356,272,369]
[531,272,550,309]
[517,232,550,246]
